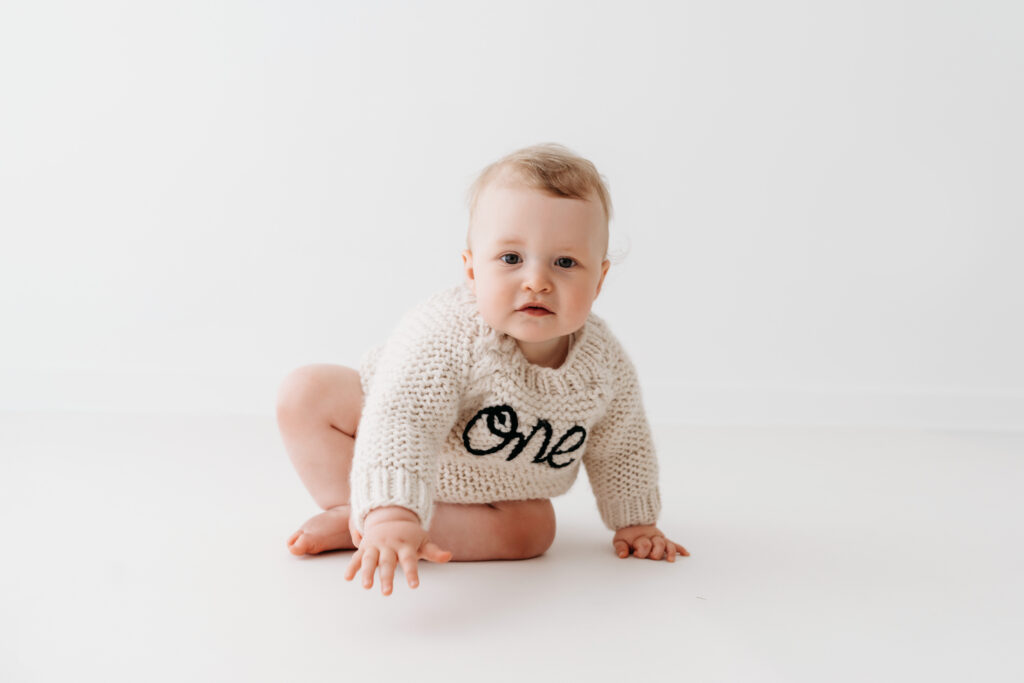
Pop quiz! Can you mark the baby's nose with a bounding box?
[522,267,552,291]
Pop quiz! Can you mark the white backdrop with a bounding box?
[1,0,1021,429]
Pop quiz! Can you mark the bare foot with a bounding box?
[287,505,356,555]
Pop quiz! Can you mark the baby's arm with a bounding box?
[343,505,452,596]
[348,298,471,539]
[583,344,690,562]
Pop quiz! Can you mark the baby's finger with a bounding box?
[421,541,453,564]
[398,548,420,589]
[360,546,380,589]
[378,548,397,596]
[666,542,677,562]
[613,540,630,558]
[669,539,691,557]
[650,537,666,560]
[633,537,653,559]
[344,548,364,581]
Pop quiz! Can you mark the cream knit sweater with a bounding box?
[349,281,662,535]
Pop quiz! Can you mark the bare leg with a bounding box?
[277,364,361,554]
[277,364,556,561]
[428,499,556,561]
[277,364,361,509]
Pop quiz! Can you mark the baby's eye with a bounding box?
[556,257,576,269]
[500,253,521,265]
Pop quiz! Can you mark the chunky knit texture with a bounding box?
[349,281,662,534]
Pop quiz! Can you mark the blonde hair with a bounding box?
[465,143,613,253]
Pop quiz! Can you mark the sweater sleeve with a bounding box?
[349,299,469,535]
[582,346,662,531]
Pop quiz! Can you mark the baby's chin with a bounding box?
[480,317,555,343]
[475,306,586,341]
[503,321,581,345]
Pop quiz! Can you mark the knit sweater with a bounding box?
[349,281,661,535]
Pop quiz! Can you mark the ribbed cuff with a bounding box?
[350,467,434,535]
[596,488,662,531]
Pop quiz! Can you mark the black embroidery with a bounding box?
[546,425,586,469]
[462,404,586,469]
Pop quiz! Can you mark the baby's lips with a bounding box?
[517,302,553,312]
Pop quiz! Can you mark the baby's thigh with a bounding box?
[276,364,364,436]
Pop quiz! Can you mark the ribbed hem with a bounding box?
[596,489,662,531]
[351,467,434,534]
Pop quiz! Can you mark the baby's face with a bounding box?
[462,181,610,359]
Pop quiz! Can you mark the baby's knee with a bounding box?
[275,364,334,426]
[513,500,556,559]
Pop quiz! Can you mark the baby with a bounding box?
[277,143,689,596]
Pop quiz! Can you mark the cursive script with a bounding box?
[462,404,586,469]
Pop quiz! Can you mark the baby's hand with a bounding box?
[612,524,690,562]
[344,506,452,595]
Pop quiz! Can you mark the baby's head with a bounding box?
[461,143,613,366]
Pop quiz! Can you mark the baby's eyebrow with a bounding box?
[495,239,586,252]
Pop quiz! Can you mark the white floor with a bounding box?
[2,412,1022,682]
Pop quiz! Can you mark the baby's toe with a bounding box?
[288,531,318,555]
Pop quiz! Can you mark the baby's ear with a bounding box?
[595,258,611,297]
[461,249,475,286]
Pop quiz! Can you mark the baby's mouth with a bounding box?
[518,305,553,315]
